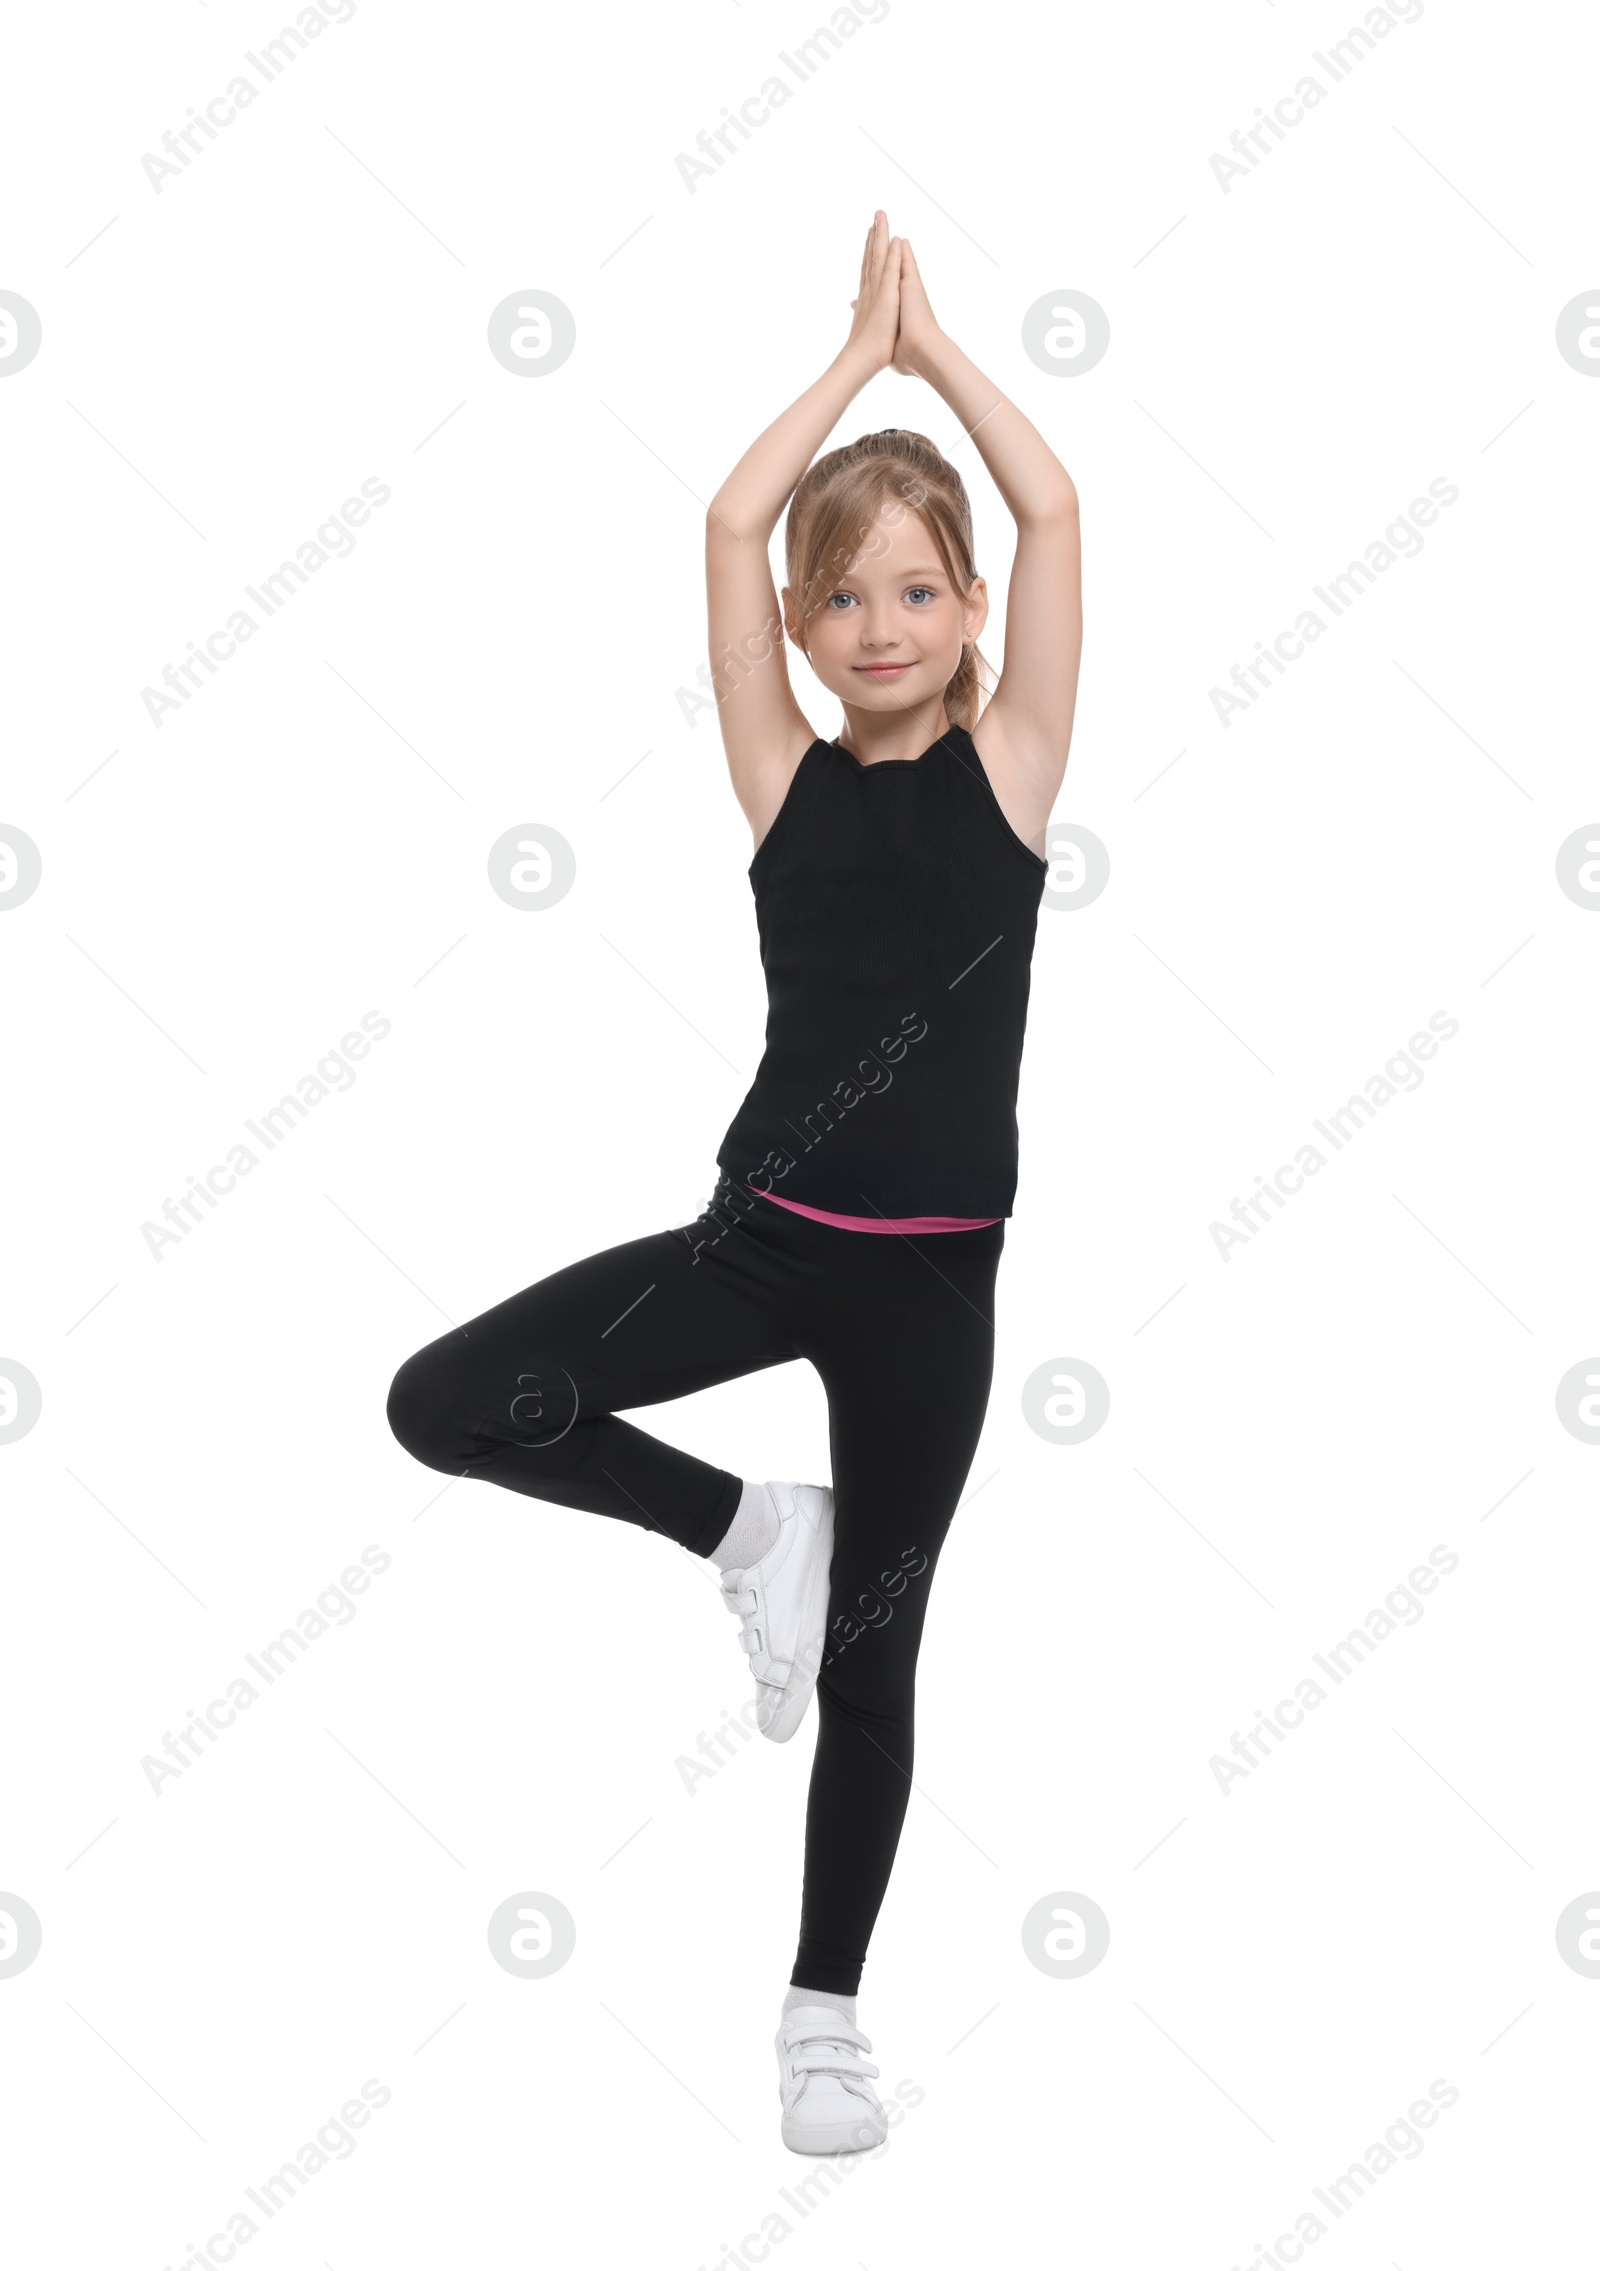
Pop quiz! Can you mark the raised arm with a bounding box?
[705,216,904,850]
[893,240,1082,850]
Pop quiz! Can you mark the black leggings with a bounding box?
[385,1174,1004,1995]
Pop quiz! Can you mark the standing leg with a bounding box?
[790,1223,1004,1995]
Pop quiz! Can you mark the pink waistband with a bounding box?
[747,1184,1001,1235]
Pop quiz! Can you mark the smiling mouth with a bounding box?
[854,662,913,676]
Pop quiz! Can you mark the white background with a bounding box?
[3,0,1597,2262]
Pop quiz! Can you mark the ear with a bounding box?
[962,575,990,645]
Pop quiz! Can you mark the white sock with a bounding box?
[784,1983,857,2027]
[709,1478,781,1572]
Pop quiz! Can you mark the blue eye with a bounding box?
[905,587,935,605]
[826,591,857,609]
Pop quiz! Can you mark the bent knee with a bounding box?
[387,1341,586,1474]
[386,1347,466,1474]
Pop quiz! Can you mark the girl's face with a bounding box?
[785,502,987,715]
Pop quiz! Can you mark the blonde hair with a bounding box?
[783,429,995,731]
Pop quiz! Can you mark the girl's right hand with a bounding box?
[843,212,902,374]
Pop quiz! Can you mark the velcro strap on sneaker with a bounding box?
[784,2016,870,2050]
[788,2045,881,2080]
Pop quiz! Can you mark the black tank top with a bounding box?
[716,724,1048,1219]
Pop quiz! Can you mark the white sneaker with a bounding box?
[775,2005,888,2154]
[718,1481,834,1743]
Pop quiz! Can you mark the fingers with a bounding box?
[860,210,892,288]
[851,213,898,337]
[895,238,921,299]
[858,215,880,295]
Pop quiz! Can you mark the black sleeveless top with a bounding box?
[715,725,1048,1219]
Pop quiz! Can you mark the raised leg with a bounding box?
[386,1216,799,1556]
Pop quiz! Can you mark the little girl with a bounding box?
[388,211,1082,2154]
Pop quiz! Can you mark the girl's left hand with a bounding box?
[891,239,944,375]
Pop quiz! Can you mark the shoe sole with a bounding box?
[781,2113,888,2154]
[760,1489,834,1744]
